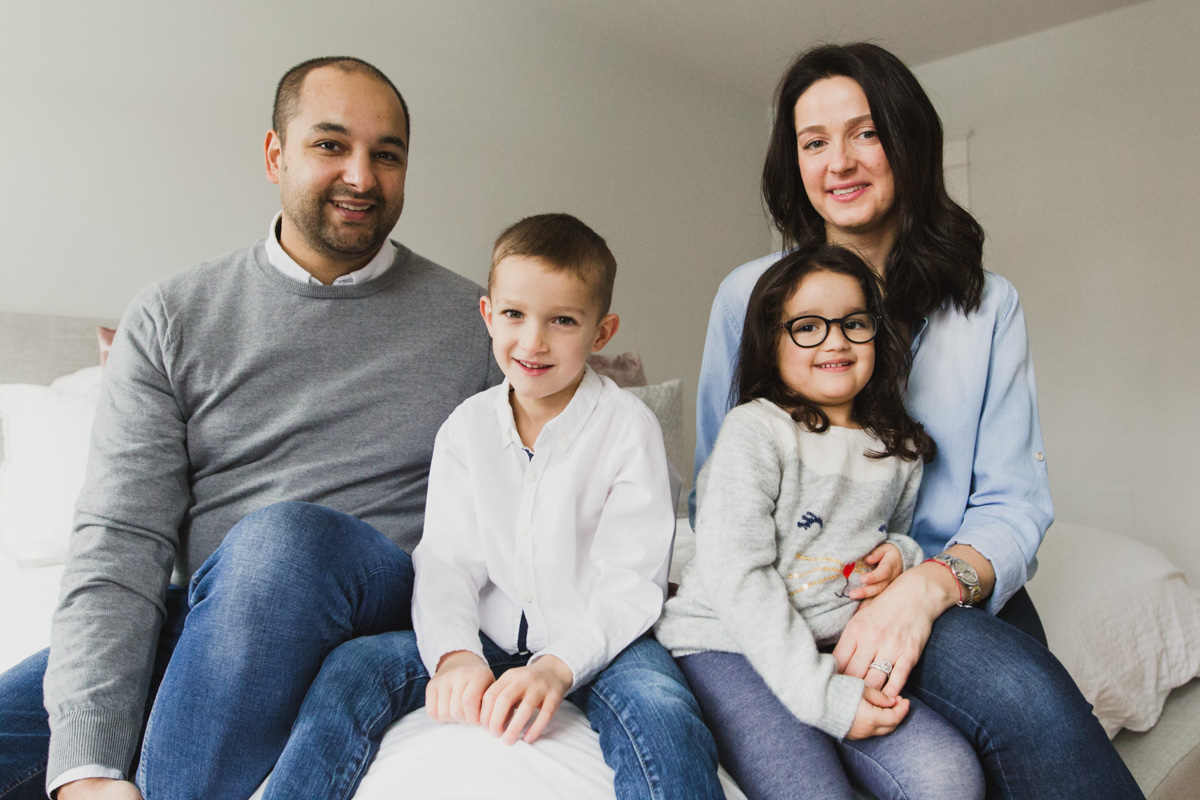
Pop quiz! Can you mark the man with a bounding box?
[0,57,500,800]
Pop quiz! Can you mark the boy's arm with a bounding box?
[412,416,491,676]
[530,405,675,691]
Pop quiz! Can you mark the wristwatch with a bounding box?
[930,553,981,607]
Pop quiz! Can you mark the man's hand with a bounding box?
[426,650,495,725]
[845,686,909,740]
[56,778,143,800]
[848,543,903,601]
[480,655,573,745]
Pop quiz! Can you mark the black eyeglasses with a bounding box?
[780,313,879,348]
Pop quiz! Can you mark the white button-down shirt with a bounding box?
[413,367,675,690]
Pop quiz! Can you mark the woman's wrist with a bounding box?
[907,561,962,617]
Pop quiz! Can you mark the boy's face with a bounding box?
[481,255,619,421]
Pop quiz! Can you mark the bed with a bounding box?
[3,309,1199,799]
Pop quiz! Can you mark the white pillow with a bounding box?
[0,366,103,566]
[1027,521,1200,737]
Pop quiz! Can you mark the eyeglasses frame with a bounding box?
[779,312,881,348]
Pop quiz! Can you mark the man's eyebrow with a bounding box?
[796,114,874,136]
[308,123,408,152]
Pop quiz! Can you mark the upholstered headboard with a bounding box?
[0,311,116,460]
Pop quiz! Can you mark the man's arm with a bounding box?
[45,286,190,790]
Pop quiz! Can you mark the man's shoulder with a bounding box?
[122,241,264,319]
[394,243,485,299]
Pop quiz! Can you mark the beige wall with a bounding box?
[0,1,773,495]
[914,0,1200,581]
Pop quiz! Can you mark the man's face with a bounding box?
[265,67,408,277]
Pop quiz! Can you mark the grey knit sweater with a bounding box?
[43,240,500,781]
[655,399,924,739]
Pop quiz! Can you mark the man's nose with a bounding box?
[341,150,377,193]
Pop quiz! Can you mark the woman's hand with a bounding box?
[834,563,956,696]
[846,686,910,740]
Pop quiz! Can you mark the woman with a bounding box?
[692,43,1142,799]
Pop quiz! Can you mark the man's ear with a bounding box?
[264,130,283,185]
[591,313,620,353]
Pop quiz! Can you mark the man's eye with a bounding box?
[377,152,403,163]
[315,141,340,151]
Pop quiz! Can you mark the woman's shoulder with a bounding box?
[716,251,787,305]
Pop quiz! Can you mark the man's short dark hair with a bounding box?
[490,214,618,318]
[273,56,410,144]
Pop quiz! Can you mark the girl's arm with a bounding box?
[694,408,865,739]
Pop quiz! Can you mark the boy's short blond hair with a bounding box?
[489,214,617,317]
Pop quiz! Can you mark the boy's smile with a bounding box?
[481,255,619,442]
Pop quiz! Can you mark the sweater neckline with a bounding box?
[250,238,409,298]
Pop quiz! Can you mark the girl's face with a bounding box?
[793,76,896,246]
[776,269,875,428]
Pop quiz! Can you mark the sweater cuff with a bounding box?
[819,673,865,740]
[47,708,142,792]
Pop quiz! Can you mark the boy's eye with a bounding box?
[501,309,523,319]
[552,316,577,326]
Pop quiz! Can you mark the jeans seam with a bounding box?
[0,763,46,796]
[839,745,908,800]
[332,671,426,800]
[913,685,1011,798]
[583,684,663,800]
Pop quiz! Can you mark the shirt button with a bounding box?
[529,471,541,482]
[1035,452,1045,461]
[520,527,530,538]
[560,436,571,446]
[523,593,535,604]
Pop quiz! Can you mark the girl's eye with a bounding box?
[795,322,819,334]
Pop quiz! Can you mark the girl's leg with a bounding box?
[908,592,1143,800]
[570,637,724,800]
[261,631,429,800]
[677,650,856,800]
[837,695,984,800]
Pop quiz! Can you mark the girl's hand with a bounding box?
[834,564,956,696]
[427,650,495,725]
[481,655,573,745]
[846,686,910,740]
[848,543,903,601]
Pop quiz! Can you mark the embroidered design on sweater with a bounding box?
[787,555,869,596]
[797,512,823,530]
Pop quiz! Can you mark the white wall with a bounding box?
[0,1,773,496]
[915,0,1200,581]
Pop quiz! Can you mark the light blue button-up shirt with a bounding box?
[693,253,1053,613]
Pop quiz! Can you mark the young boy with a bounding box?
[260,214,724,800]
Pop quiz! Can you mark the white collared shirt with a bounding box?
[264,211,396,285]
[412,367,675,691]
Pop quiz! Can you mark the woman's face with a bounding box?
[793,76,896,246]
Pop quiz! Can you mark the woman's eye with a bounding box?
[859,129,879,141]
[801,139,825,151]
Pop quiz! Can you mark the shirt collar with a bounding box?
[264,211,396,286]
[494,365,603,453]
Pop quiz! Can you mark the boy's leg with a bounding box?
[136,502,414,800]
[837,695,984,800]
[570,636,724,800]
[677,649,855,800]
[261,631,430,800]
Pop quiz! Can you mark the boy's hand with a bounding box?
[846,686,910,740]
[849,543,903,601]
[481,655,573,745]
[427,650,495,725]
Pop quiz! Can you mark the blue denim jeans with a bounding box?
[0,502,413,800]
[263,632,724,800]
[678,649,984,800]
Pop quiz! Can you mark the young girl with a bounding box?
[655,244,984,800]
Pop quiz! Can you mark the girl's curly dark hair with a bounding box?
[734,244,935,462]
